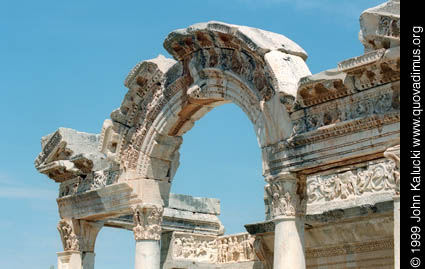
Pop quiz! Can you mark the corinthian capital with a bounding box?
[57,219,80,251]
[265,173,306,219]
[57,219,103,252]
[132,204,164,241]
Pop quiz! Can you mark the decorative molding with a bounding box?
[377,15,400,39]
[306,239,393,258]
[59,169,119,197]
[307,158,399,204]
[291,82,399,136]
[338,49,385,72]
[132,205,163,241]
[297,72,355,107]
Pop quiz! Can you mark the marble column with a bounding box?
[393,195,400,269]
[265,172,306,269]
[132,204,163,269]
[57,219,103,269]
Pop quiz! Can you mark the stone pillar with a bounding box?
[265,172,306,269]
[57,251,82,269]
[132,204,163,269]
[384,144,400,269]
[393,195,400,269]
[57,219,103,269]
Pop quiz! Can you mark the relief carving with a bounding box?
[132,205,163,241]
[307,157,400,204]
[173,235,217,262]
[291,86,398,136]
[172,233,257,264]
[378,15,400,38]
[384,144,400,194]
[217,234,256,263]
[59,169,119,197]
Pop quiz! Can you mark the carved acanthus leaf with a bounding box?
[132,205,163,241]
[265,180,306,218]
[57,220,80,251]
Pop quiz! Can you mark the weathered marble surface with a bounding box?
[34,1,400,269]
[359,0,400,52]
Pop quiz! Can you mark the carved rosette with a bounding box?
[57,220,80,251]
[265,175,306,219]
[132,204,163,241]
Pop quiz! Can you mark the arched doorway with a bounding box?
[106,21,310,269]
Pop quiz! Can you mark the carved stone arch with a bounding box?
[110,21,311,189]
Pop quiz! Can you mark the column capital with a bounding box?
[265,176,306,219]
[57,219,104,253]
[131,204,163,241]
[57,219,81,251]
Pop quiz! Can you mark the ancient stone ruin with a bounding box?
[35,0,400,268]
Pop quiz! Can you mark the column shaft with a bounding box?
[82,252,96,269]
[394,196,400,269]
[135,240,161,269]
[273,217,305,269]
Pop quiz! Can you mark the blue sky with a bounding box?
[0,0,385,268]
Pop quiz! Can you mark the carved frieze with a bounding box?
[172,232,257,264]
[132,205,163,241]
[291,82,399,136]
[173,234,217,262]
[307,158,399,204]
[217,234,256,263]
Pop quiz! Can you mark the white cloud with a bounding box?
[0,174,57,199]
[0,186,57,199]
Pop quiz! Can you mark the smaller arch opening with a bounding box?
[94,227,135,268]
